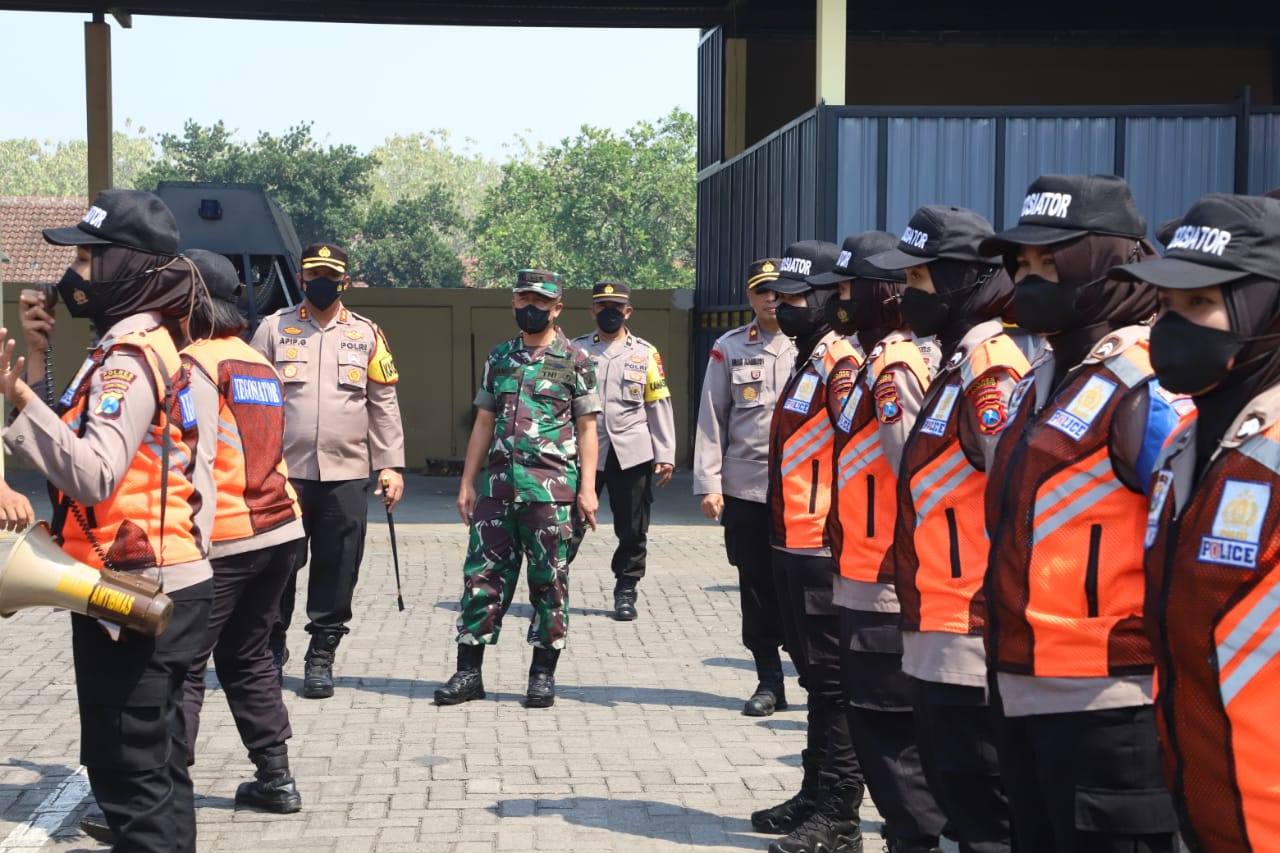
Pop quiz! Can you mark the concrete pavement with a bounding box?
[0,470,941,852]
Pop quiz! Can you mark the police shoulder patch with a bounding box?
[874,374,903,424]
[1198,479,1271,569]
[970,375,1007,436]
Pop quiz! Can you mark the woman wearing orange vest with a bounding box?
[1121,194,1280,852]
[0,190,212,853]
[981,174,1181,852]
[177,251,307,814]
[870,205,1027,853]
[752,240,866,853]
[811,231,948,853]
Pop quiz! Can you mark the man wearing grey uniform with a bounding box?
[570,281,676,621]
[252,242,405,699]
[694,258,796,715]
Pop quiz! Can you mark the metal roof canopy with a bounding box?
[2,1,1277,35]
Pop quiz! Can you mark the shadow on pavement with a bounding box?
[433,599,617,619]
[703,584,740,593]
[491,796,768,849]
[336,676,745,711]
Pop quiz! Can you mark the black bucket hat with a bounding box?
[866,206,997,271]
[979,174,1146,257]
[1111,194,1280,289]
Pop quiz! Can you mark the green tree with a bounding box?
[137,120,376,246]
[470,109,696,290]
[352,187,467,288]
[0,122,156,197]
[366,130,502,254]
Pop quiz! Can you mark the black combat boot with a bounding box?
[751,765,820,834]
[78,801,113,844]
[613,578,638,621]
[769,785,864,853]
[302,632,340,699]
[434,643,486,705]
[525,646,560,709]
[235,744,303,814]
[743,651,788,717]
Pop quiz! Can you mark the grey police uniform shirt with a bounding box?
[3,311,212,593]
[693,321,795,503]
[251,302,405,482]
[571,329,676,472]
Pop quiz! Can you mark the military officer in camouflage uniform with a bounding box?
[435,269,601,709]
[694,258,797,716]
[570,282,677,620]
[251,242,405,700]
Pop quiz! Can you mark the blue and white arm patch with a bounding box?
[177,387,198,429]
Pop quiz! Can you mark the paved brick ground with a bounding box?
[0,473,958,852]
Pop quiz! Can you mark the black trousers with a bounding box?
[840,608,946,848]
[722,496,785,656]
[596,448,654,582]
[278,477,369,638]
[73,580,213,853]
[773,550,862,794]
[996,703,1178,853]
[910,676,1013,853]
[184,540,297,764]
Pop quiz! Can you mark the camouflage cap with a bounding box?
[514,268,563,298]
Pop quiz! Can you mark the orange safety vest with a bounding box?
[986,337,1156,677]
[56,328,202,571]
[768,334,861,550]
[895,333,1028,635]
[1146,415,1280,853]
[828,335,930,584]
[181,338,301,544]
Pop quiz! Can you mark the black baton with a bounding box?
[383,475,405,611]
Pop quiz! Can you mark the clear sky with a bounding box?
[0,11,700,159]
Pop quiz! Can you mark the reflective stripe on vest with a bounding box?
[182,339,300,544]
[59,329,202,571]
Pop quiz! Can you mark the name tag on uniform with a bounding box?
[230,375,283,406]
[783,373,819,414]
[1047,376,1117,441]
[919,385,959,436]
[177,387,198,428]
[1145,470,1174,548]
[1199,479,1270,569]
[837,385,864,434]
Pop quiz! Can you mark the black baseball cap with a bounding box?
[1111,194,1280,289]
[186,249,244,302]
[592,281,630,304]
[768,240,842,294]
[301,242,348,275]
[979,174,1146,256]
[747,258,783,291]
[867,206,998,271]
[43,189,180,255]
[807,231,906,287]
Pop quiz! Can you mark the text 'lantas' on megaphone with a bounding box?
[0,522,173,637]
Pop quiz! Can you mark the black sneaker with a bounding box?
[768,810,862,853]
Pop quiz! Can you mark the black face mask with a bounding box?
[776,303,825,339]
[899,288,950,338]
[515,305,552,334]
[596,307,625,334]
[304,277,344,311]
[56,268,104,319]
[1149,311,1244,395]
[1013,275,1079,335]
[824,297,862,337]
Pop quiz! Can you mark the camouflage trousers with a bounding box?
[455,497,573,649]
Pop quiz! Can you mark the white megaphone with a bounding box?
[0,522,173,636]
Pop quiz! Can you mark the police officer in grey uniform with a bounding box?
[251,242,405,699]
[694,258,796,715]
[570,281,677,620]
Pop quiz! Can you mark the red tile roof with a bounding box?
[0,197,85,285]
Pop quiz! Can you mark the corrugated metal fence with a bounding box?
[695,101,1280,374]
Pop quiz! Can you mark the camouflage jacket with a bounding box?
[473,329,601,503]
